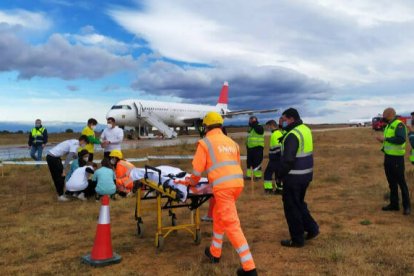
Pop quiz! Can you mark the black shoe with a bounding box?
[305,230,320,240]
[237,268,257,276]
[204,247,220,263]
[264,189,272,194]
[403,208,411,215]
[382,205,400,211]
[281,239,304,248]
[244,176,252,180]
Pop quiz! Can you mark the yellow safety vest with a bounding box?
[269,129,283,157]
[282,124,313,176]
[247,126,264,148]
[383,119,406,156]
[31,127,45,144]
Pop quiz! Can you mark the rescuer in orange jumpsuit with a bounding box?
[109,149,135,196]
[175,112,257,276]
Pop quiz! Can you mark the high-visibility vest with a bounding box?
[269,129,284,158]
[196,130,244,192]
[31,127,45,144]
[409,132,414,163]
[383,119,406,156]
[247,126,264,148]
[115,160,135,191]
[282,124,313,177]
[81,126,95,153]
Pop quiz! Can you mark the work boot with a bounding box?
[204,247,220,263]
[273,189,283,195]
[264,189,272,195]
[237,268,258,276]
[403,208,411,215]
[382,205,400,211]
[280,239,304,248]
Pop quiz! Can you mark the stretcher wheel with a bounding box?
[194,229,201,245]
[137,222,144,238]
[156,236,164,250]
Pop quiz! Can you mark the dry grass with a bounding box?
[1,128,414,275]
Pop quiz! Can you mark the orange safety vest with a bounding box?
[115,160,135,191]
[192,128,244,192]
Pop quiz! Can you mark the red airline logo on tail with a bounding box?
[217,81,229,104]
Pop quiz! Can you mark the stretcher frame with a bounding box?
[134,165,212,250]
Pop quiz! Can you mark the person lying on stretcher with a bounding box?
[129,165,211,201]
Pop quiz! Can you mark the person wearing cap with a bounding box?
[109,149,135,197]
[263,119,284,194]
[245,116,264,181]
[175,111,257,276]
[81,118,101,162]
[28,119,48,162]
[100,117,124,158]
[376,107,411,215]
[278,108,319,247]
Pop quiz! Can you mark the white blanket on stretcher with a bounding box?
[130,165,211,202]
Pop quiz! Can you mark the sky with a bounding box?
[0,0,414,125]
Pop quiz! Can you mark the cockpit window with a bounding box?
[111,105,132,110]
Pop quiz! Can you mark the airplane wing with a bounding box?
[223,108,279,118]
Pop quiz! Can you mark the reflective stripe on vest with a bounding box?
[282,124,313,176]
[269,130,283,155]
[247,127,264,148]
[31,127,45,144]
[410,149,414,162]
[383,119,406,156]
[201,136,243,188]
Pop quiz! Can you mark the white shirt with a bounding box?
[66,166,93,192]
[48,139,79,157]
[100,126,124,152]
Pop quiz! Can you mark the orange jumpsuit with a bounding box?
[114,160,135,193]
[189,128,255,271]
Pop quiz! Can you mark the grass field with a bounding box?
[1,128,414,275]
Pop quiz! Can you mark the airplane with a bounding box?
[348,118,372,127]
[106,82,278,138]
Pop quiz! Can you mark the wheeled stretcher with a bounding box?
[132,165,212,250]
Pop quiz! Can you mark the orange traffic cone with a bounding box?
[82,195,122,267]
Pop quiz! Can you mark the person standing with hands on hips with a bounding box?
[376,107,411,215]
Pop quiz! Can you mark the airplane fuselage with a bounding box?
[106,99,226,128]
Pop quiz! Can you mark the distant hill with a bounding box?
[0,121,107,133]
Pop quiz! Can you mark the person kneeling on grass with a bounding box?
[65,162,97,200]
[109,149,135,197]
[65,149,89,183]
[93,158,117,200]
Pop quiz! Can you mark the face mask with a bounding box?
[91,125,96,130]
[35,124,41,128]
[82,157,89,162]
[282,121,289,128]
[110,158,116,165]
[107,123,113,129]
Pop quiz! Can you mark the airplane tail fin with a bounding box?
[216,81,228,111]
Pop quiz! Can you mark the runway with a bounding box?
[0,127,356,161]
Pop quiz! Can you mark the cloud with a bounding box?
[0,9,51,31]
[110,0,414,86]
[131,60,331,110]
[65,25,142,54]
[0,30,136,80]
[67,85,79,91]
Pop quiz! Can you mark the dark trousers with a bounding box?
[264,159,282,189]
[88,153,94,162]
[46,154,64,196]
[103,151,111,158]
[247,147,263,171]
[384,155,411,209]
[83,180,97,198]
[282,180,319,244]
